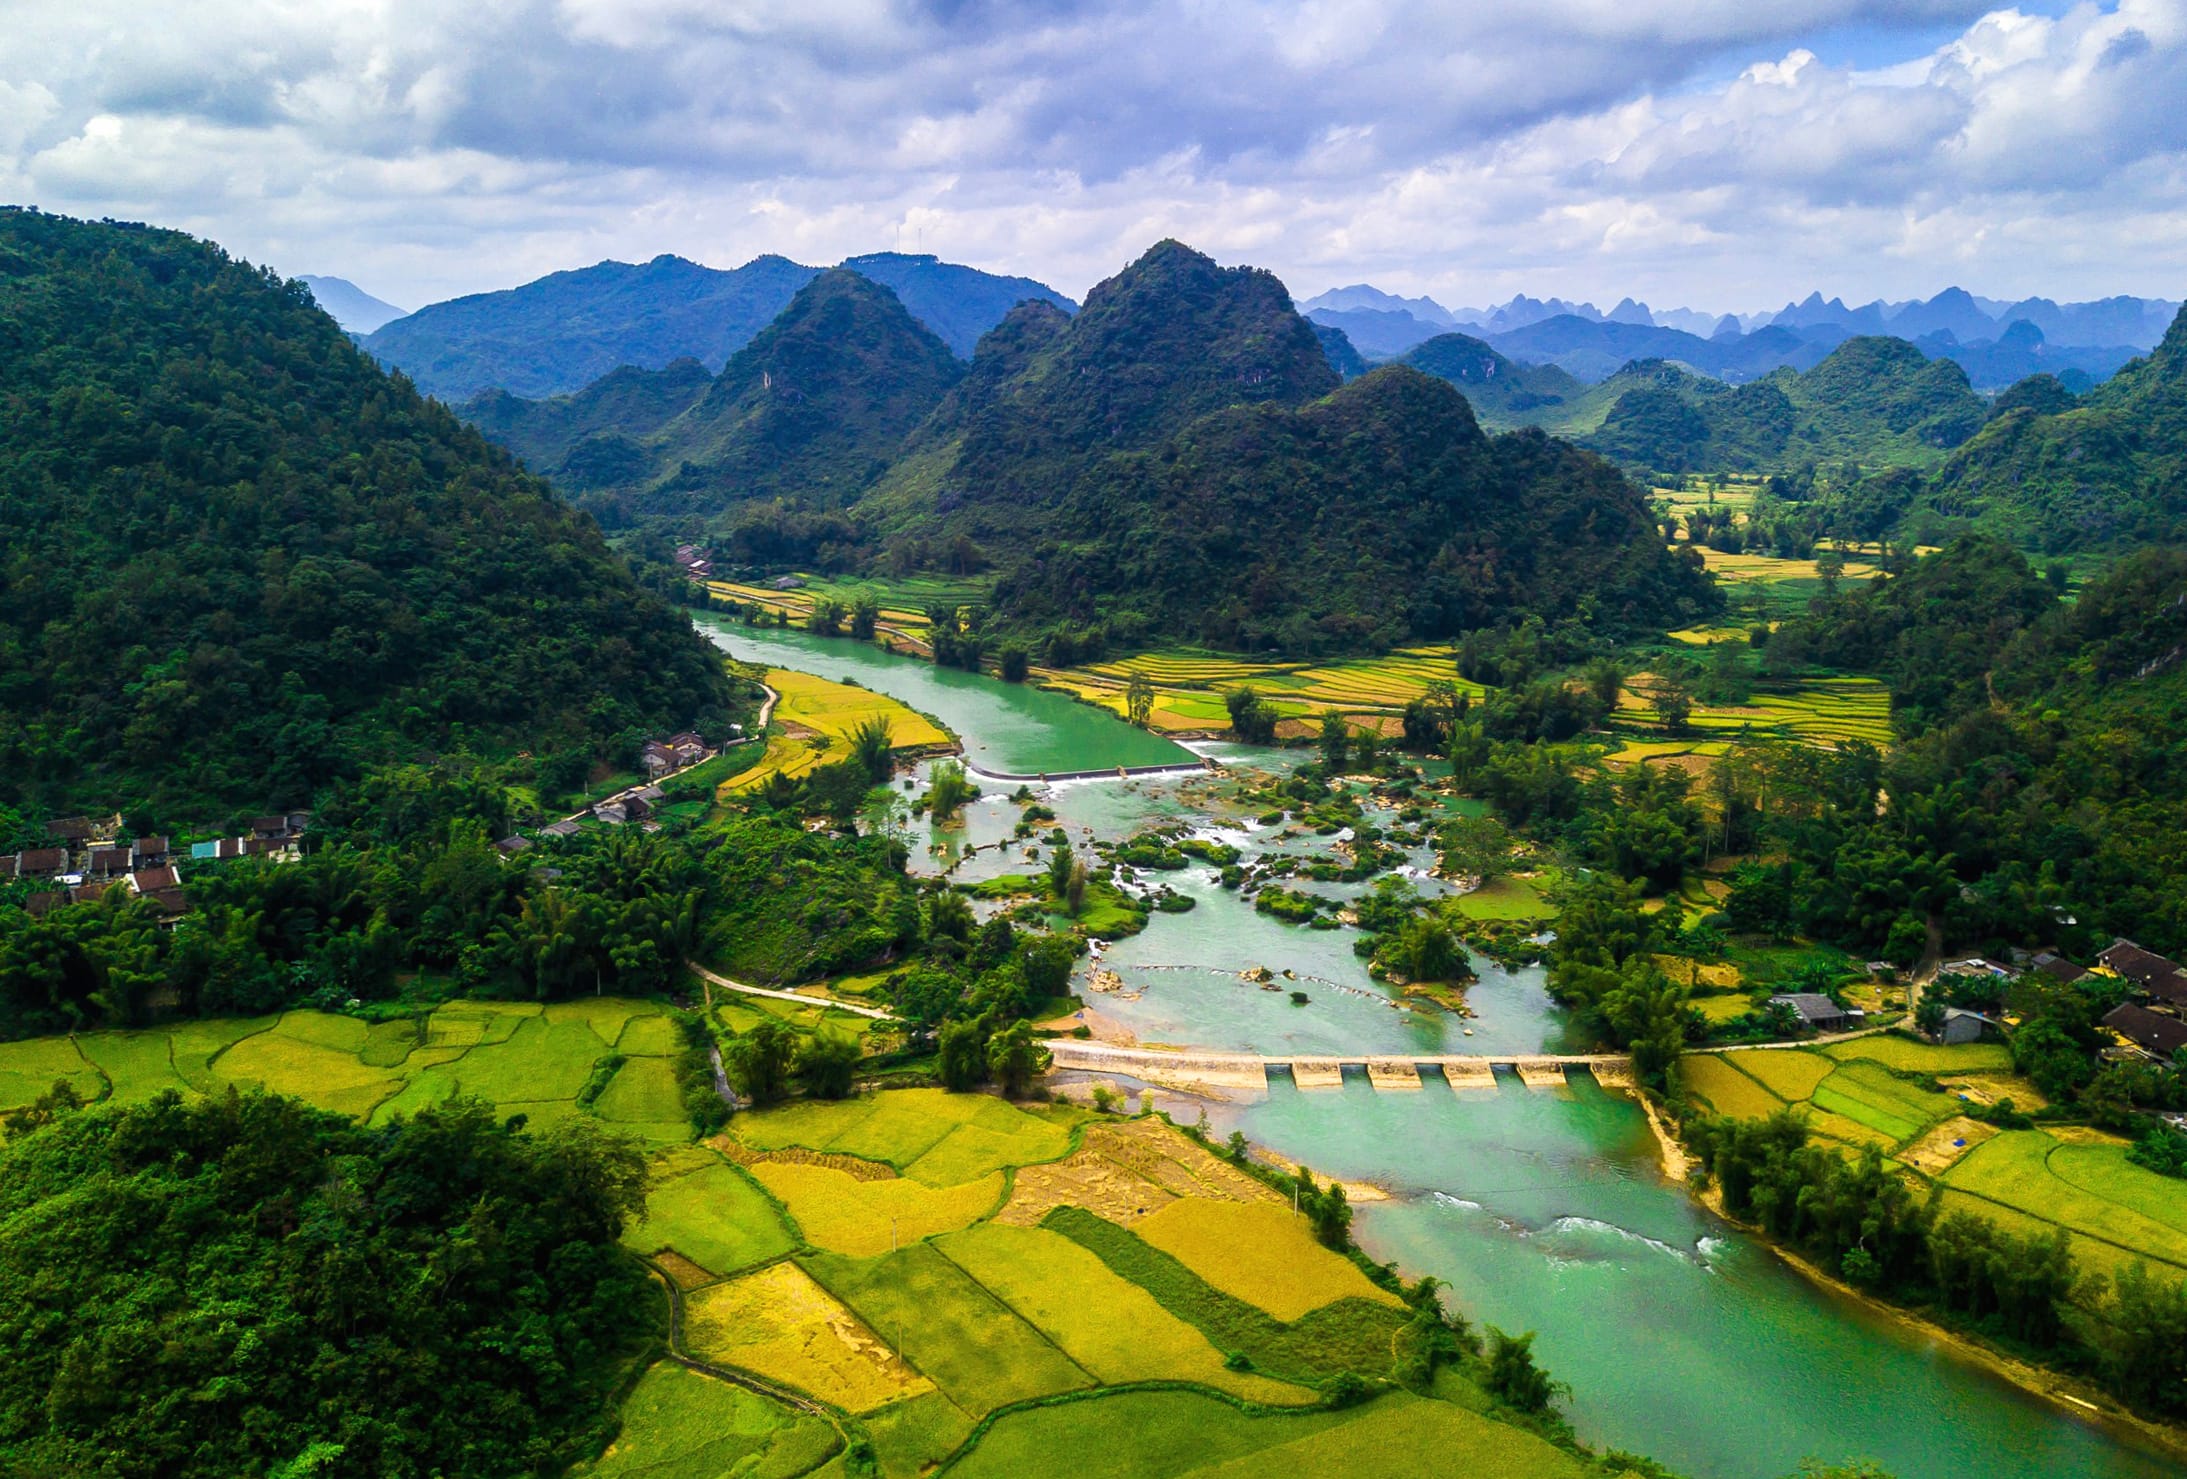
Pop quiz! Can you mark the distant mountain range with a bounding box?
[1300,284,2178,393]
[362,252,1074,400]
[300,275,407,334]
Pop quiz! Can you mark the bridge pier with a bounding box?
[1514,1061,1573,1089]
[1365,1059,1424,1092]
[1287,1058,1345,1090]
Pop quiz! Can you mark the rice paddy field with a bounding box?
[1613,673,1893,748]
[571,1086,1565,1478]
[945,1389,1593,1479]
[0,998,696,1145]
[1045,647,1484,736]
[1689,546,1884,614]
[719,666,954,793]
[706,574,993,633]
[1681,1038,2187,1276]
[567,1360,838,1479]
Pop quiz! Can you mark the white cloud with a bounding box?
[0,0,2181,313]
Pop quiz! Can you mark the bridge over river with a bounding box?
[1047,1038,1633,1095]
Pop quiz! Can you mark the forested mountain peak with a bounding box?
[976,359,1715,652]
[1923,299,2187,550]
[0,208,732,816]
[1023,238,1339,448]
[467,268,963,520]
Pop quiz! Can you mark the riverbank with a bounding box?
[1636,1083,2187,1466]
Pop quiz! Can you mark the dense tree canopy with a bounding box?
[0,208,733,819]
[0,1091,653,1479]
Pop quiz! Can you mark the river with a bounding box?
[697,616,2180,1479]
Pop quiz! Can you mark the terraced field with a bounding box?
[719,667,954,793]
[1048,646,1483,735]
[1682,1038,2187,1275]
[1615,674,1892,748]
[606,1088,1531,1477]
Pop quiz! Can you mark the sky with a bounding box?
[4,0,2185,316]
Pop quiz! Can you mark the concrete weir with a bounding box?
[1046,1040,1631,1095]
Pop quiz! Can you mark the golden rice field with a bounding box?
[1681,1039,2187,1275]
[1616,674,1892,748]
[1129,1199,1401,1321]
[683,1261,932,1412]
[1047,645,1484,734]
[719,667,953,793]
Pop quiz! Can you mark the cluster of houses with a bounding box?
[1,812,310,923]
[674,544,715,581]
[1759,937,2187,1068]
[497,733,720,854]
[2090,939,2187,1065]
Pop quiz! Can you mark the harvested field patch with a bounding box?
[750,1162,1003,1256]
[995,1119,1272,1227]
[1679,1055,1785,1120]
[1901,1116,1999,1176]
[683,1262,931,1412]
[935,1224,1312,1404]
[803,1245,1092,1412]
[568,1360,836,1479]
[624,1146,795,1277]
[1132,1200,1399,1322]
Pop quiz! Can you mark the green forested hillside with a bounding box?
[979,366,1717,653]
[1398,331,1586,422]
[864,243,1710,651]
[0,1091,651,1479]
[1552,338,1986,473]
[1752,538,2187,955]
[0,208,732,817]
[1921,303,2187,550]
[469,270,963,521]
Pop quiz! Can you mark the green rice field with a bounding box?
[1684,1038,2187,1276]
[0,998,696,1146]
[568,1361,837,1479]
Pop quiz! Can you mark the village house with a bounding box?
[1937,1008,1995,1045]
[1771,993,1859,1034]
[131,836,170,868]
[2104,1003,2187,1063]
[2094,939,2187,1007]
[2028,951,2088,985]
[9,847,69,879]
[87,846,132,879]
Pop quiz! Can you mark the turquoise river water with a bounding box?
[697,618,2180,1479]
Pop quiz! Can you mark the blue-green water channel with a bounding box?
[692,618,2180,1479]
[695,617,1191,773]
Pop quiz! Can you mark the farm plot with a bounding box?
[933,1224,1313,1405]
[1944,1132,2187,1272]
[802,1244,1092,1412]
[210,1012,408,1118]
[946,1390,1586,1479]
[0,1035,104,1112]
[623,1145,795,1278]
[682,1261,931,1412]
[1725,1049,1836,1102]
[1823,1036,2013,1074]
[732,1087,1079,1179]
[721,668,952,793]
[1806,1060,1952,1143]
[1130,1200,1399,1322]
[749,1161,1004,1256]
[1679,1055,1786,1121]
[591,1056,697,1141]
[568,1360,836,1479]
[1052,646,1479,737]
[1615,675,1891,748]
